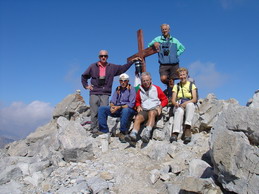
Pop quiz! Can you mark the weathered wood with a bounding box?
[127,29,158,72]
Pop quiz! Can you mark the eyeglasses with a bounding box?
[119,80,128,82]
[99,55,108,58]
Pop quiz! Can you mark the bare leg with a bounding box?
[133,114,145,132]
[160,75,169,85]
[146,110,158,128]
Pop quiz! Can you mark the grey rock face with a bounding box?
[210,104,259,194]
[1,92,258,194]
[52,93,87,119]
[247,89,259,108]
[58,118,94,162]
[0,136,14,149]
[192,93,238,132]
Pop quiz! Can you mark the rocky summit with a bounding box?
[0,90,258,194]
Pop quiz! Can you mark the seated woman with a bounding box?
[171,67,197,144]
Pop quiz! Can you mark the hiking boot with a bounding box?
[117,132,127,143]
[141,128,151,143]
[91,128,99,134]
[92,130,106,138]
[183,137,191,144]
[183,125,192,144]
[170,133,178,143]
[125,131,137,142]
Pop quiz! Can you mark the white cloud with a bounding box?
[188,61,228,89]
[219,0,245,9]
[0,101,54,140]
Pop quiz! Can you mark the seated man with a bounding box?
[94,73,136,143]
[126,72,168,143]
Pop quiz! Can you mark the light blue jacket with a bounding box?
[148,35,185,56]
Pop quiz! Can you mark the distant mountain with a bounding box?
[0,136,15,148]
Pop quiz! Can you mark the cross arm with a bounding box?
[127,47,158,63]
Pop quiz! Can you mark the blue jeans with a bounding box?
[98,106,136,133]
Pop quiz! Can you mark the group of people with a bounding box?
[81,24,197,145]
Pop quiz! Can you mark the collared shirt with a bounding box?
[110,86,136,108]
[81,61,134,96]
[98,62,107,77]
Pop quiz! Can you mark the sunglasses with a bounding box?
[119,80,128,82]
[99,55,108,58]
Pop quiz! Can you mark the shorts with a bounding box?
[159,63,179,80]
[138,109,161,121]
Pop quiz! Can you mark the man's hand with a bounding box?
[154,42,160,51]
[110,105,121,114]
[180,101,189,109]
[86,85,93,90]
[137,106,143,113]
[131,56,142,62]
[156,105,162,116]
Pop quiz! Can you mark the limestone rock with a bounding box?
[189,159,213,178]
[247,89,259,108]
[52,93,86,119]
[1,91,258,193]
[210,105,259,194]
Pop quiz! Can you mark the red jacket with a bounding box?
[136,84,168,110]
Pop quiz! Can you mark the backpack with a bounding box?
[116,84,132,95]
[176,78,198,103]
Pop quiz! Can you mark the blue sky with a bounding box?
[1,0,259,139]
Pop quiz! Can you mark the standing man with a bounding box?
[148,24,185,91]
[126,72,168,143]
[81,50,140,132]
[95,73,136,142]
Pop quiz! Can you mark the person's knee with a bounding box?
[135,114,145,123]
[98,106,107,113]
[186,103,195,110]
[175,107,184,116]
[148,110,157,118]
[121,107,131,114]
[160,76,168,84]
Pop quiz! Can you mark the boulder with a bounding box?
[210,104,259,194]
[247,89,259,108]
[52,93,86,119]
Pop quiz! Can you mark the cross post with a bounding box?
[127,29,158,73]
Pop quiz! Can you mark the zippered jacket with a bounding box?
[136,84,168,110]
[148,35,185,56]
[81,61,134,95]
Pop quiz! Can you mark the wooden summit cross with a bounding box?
[127,29,158,72]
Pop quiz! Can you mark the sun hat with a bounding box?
[119,73,129,81]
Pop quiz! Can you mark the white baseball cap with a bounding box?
[119,73,129,81]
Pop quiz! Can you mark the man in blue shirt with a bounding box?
[93,73,136,142]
